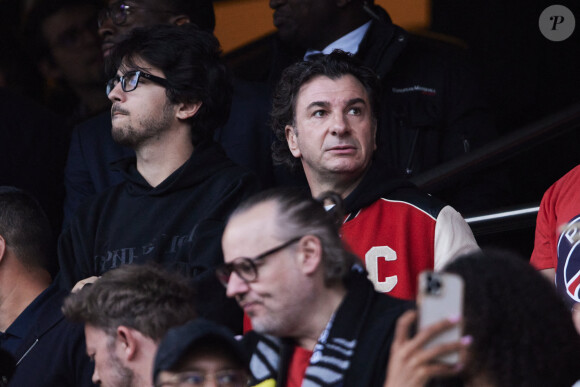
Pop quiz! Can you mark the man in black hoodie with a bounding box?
[271,52,478,301]
[63,0,274,225]
[57,24,259,334]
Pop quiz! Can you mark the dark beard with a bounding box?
[111,103,173,149]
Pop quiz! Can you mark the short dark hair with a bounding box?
[108,23,232,144]
[62,264,196,341]
[443,249,580,386]
[271,50,381,171]
[0,186,52,270]
[230,187,357,285]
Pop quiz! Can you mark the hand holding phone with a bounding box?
[417,271,464,365]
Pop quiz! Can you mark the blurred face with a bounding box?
[42,4,104,86]
[222,201,315,337]
[156,348,248,387]
[286,74,376,189]
[98,0,175,58]
[85,325,135,387]
[269,0,338,50]
[107,57,177,149]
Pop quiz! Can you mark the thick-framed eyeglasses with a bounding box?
[106,70,168,96]
[154,369,249,387]
[97,1,131,28]
[216,236,303,287]
[97,1,170,28]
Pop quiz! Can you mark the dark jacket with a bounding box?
[242,269,412,387]
[57,141,259,332]
[359,7,495,177]
[1,284,95,387]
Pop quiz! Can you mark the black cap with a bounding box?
[153,318,249,383]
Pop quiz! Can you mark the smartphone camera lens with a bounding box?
[426,274,442,295]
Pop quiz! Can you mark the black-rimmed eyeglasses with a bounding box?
[106,70,169,96]
[98,1,131,28]
[216,236,303,287]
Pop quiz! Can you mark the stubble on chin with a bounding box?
[111,125,139,148]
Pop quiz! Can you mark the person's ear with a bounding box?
[176,101,203,120]
[0,235,6,264]
[372,118,377,151]
[285,125,302,158]
[116,326,138,361]
[169,14,190,26]
[297,235,323,275]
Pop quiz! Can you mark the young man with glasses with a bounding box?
[57,23,258,334]
[219,188,416,387]
[63,0,274,224]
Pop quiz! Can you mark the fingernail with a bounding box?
[461,335,473,345]
[448,315,461,323]
[453,362,464,371]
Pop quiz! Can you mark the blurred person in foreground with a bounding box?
[383,249,580,387]
[218,188,462,386]
[153,318,250,387]
[63,264,197,387]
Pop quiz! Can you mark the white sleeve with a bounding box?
[434,205,480,270]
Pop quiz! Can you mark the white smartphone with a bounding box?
[417,270,464,365]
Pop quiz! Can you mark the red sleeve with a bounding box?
[530,183,558,270]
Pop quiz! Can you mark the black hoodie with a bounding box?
[57,141,259,332]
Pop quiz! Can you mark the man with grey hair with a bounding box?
[62,264,196,387]
[218,188,414,386]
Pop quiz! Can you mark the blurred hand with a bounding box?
[383,309,471,387]
[72,276,100,293]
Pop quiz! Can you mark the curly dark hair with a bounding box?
[270,50,381,172]
[107,23,232,144]
[442,249,580,387]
